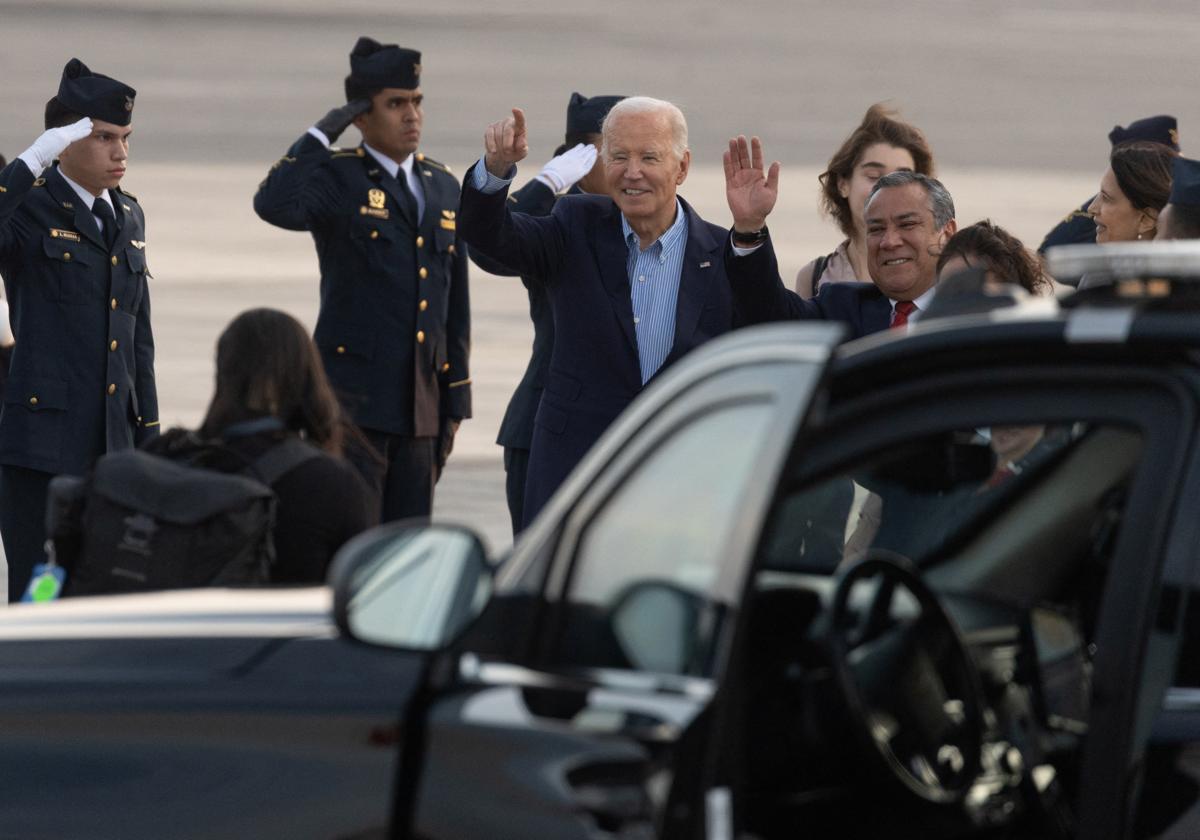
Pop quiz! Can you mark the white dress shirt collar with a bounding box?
[58,167,114,215]
[363,143,411,181]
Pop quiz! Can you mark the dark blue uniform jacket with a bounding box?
[459,178,735,524]
[254,134,471,437]
[0,159,157,475]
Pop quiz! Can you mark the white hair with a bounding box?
[601,96,689,161]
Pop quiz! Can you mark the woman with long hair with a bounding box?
[148,308,375,583]
[796,103,935,297]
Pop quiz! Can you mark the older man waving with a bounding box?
[459,99,736,527]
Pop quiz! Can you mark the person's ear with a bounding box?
[1138,208,1160,239]
[676,149,690,185]
[838,175,851,200]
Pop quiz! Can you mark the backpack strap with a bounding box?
[246,437,322,486]
[809,254,830,298]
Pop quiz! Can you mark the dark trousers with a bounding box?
[348,429,435,523]
[503,446,529,538]
[0,465,53,602]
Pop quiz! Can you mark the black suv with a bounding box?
[2,244,1200,839]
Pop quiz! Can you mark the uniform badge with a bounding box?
[130,240,146,250]
[368,189,386,210]
[440,208,456,230]
[49,228,81,242]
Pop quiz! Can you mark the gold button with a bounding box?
[419,299,428,311]
[419,267,428,279]
[63,252,71,261]
[336,345,346,354]
[28,396,38,406]
[110,298,118,310]
[448,244,456,255]
[50,230,59,238]
[441,363,450,373]
[369,230,378,240]
[109,340,118,351]
[416,330,425,344]
[416,236,424,247]
[111,256,118,266]
[416,153,425,162]
[107,384,116,396]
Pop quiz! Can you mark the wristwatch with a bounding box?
[732,225,769,247]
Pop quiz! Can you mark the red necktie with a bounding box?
[891,300,917,328]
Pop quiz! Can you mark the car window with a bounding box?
[760,423,1135,576]
[552,401,775,677]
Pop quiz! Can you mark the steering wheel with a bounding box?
[827,552,986,804]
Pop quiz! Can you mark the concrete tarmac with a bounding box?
[0,0,1192,557]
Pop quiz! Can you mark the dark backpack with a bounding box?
[46,436,318,596]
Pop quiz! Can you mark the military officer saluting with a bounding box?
[0,58,157,599]
[255,38,470,522]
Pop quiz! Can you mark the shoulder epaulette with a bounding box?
[415,153,452,175]
[117,186,139,202]
[330,147,366,160]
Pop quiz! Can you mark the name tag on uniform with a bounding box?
[440,209,456,231]
[49,228,81,242]
[360,206,389,220]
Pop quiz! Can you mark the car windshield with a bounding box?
[759,422,1139,575]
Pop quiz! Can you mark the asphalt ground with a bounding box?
[0,0,1196,560]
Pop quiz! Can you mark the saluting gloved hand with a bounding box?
[314,99,372,144]
[434,417,461,483]
[535,143,598,194]
[18,117,93,175]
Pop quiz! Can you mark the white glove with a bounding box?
[534,143,598,193]
[18,117,94,176]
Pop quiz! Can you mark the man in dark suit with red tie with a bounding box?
[723,136,957,337]
[0,58,158,598]
[459,99,736,527]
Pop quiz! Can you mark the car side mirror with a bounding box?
[329,523,493,651]
[610,580,707,675]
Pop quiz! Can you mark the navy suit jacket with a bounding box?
[467,178,558,451]
[726,236,893,339]
[459,177,735,525]
[0,159,158,476]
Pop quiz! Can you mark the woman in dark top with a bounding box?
[147,308,376,583]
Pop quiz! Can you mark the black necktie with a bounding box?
[394,171,420,226]
[92,198,117,251]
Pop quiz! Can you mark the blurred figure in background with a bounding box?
[937,220,1050,294]
[1039,116,1180,254]
[145,309,375,583]
[795,104,934,297]
[1156,156,1200,241]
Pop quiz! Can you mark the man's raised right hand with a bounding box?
[484,108,529,178]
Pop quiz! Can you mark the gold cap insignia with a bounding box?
[125,96,134,112]
[1170,128,1180,146]
[368,189,386,210]
[413,62,422,76]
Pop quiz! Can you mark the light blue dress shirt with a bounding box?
[470,159,689,383]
